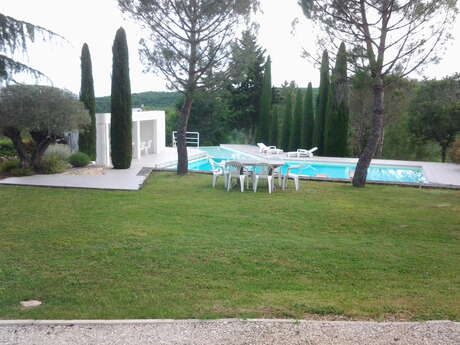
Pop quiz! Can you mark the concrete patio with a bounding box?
[0,147,205,191]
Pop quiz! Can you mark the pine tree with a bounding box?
[257,56,272,143]
[313,50,330,155]
[302,82,315,149]
[280,91,293,150]
[0,13,63,84]
[290,88,303,150]
[324,43,349,157]
[110,27,132,169]
[78,43,96,159]
[270,106,279,147]
[229,30,265,142]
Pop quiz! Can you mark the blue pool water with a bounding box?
[186,147,427,184]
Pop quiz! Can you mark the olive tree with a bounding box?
[0,85,89,170]
[118,0,259,175]
[299,0,457,187]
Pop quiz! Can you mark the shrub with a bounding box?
[0,159,20,173]
[10,167,34,177]
[68,152,90,167]
[38,155,68,174]
[0,138,16,158]
[44,144,72,161]
[450,139,460,163]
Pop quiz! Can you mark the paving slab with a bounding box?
[0,147,205,191]
[0,319,459,345]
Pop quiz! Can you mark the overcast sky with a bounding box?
[2,0,460,97]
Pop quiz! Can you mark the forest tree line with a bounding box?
[96,31,460,163]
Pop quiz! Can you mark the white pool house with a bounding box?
[96,110,166,167]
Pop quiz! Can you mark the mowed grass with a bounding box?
[0,172,459,320]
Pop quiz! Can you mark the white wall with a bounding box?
[96,110,166,167]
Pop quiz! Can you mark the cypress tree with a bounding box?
[257,56,272,143]
[110,27,132,169]
[270,106,279,147]
[289,88,303,150]
[313,50,330,155]
[324,42,349,157]
[302,82,314,149]
[280,91,293,151]
[78,43,96,159]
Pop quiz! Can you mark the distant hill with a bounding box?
[96,91,183,113]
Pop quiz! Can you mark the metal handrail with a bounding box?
[172,131,200,147]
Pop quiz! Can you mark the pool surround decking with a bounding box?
[218,145,460,189]
[0,144,459,190]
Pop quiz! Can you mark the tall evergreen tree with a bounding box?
[110,27,132,169]
[324,43,349,157]
[228,30,265,142]
[280,90,293,150]
[78,43,96,159]
[270,106,279,147]
[302,82,315,149]
[256,56,272,143]
[313,50,330,155]
[289,88,303,150]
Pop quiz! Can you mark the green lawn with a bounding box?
[1,172,459,320]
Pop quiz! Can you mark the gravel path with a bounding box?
[1,319,459,345]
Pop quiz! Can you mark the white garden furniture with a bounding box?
[209,158,226,188]
[140,140,153,155]
[282,164,304,191]
[225,161,247,192]
[252,163,276,194]
[286,147,318,158]
[257,143,283,155]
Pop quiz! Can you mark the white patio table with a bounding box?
[225,160,285,191]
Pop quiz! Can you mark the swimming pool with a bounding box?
[186,146,427,184]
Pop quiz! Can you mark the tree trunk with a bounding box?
[352,77,385,187]
[376,126,385,157]
[176,94,193,175]
[30,131,53,171]
[3,127,31,168]
[441,145,447,162]
[31,139,52,171]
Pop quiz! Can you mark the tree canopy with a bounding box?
[79,43,96,160]
[228,30,266,141]
[110,27,133,169]
[408,75,460,162]
[118,0,259,174]
[0,85,89,169]
[0,13,63,84]
[324,42,349,157]
[299,0,458,187]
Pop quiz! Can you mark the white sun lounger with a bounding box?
[257,143,283,155]
[286,147,318,158]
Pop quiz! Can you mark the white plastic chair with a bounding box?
[252,164,276,194]
[225,161,247,192]
[140,140,153,155]
[209,158,225,188]
[282,164,304,191]
[286,147,318,158]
